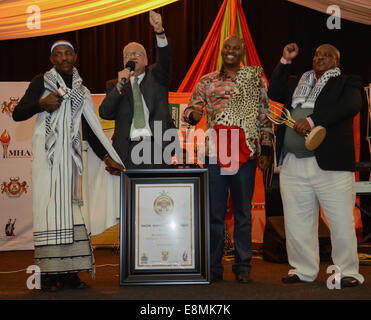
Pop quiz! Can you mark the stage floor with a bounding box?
[0,247,370,301]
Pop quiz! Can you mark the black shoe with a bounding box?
[41,275,59,292]
[210,273,223,283]
[341,277,360,288]
[282,274,303,284]
[236,271,252,284]
[59,273,88,289]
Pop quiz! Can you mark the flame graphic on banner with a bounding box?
[0,130,11,158]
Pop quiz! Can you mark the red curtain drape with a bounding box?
[177,0,267,93]
[177,0,227,93]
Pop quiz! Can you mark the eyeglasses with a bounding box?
[124,51,143,58]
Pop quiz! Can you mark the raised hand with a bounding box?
[149,10,163,33]
[282,43,299,62]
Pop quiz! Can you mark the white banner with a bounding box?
[0,82,34,251]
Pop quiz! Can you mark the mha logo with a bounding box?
[0,130,32,158]
[1,97,19,117]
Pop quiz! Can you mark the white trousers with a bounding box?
[280,153,364,283]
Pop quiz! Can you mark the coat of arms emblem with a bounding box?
[1,97,19,117]
[161,251,169,261]
[1,177,28,197]
[141,253,148,264]
[153,191,174,216]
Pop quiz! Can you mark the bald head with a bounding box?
[123,42,147,58]
[312,44,340,78]
[319,44,340,63]
[123,42,148,76]
[221,35,245,70]
[223,35,245,50]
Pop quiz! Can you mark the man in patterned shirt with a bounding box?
[183,35,273,283]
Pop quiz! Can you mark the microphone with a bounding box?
[118,61,136,92]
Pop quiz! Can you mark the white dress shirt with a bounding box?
[129,36,168,141]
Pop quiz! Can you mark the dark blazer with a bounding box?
[99,44,176,164]
[268,63,362,172]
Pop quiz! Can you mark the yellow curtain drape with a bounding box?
[0,0,178,40]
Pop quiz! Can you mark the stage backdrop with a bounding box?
[0,82,34,251]
[0,82,362,250]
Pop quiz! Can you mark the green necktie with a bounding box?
[132,77,146,129]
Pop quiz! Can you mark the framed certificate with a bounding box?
[120,169,210,285]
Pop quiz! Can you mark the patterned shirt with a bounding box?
[184,69,273,157]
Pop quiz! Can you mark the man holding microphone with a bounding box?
[100,10,176,169]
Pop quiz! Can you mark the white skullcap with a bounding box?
[50,40,75,56]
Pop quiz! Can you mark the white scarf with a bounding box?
[32,67,123,246]
[44,67,84,175]
[291,67,341,109]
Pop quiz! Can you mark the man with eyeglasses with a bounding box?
[99,10,176,170]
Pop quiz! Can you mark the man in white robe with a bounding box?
[13,40,124,291]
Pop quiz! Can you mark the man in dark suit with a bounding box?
[268,43,364,287]
[99,10,177,170]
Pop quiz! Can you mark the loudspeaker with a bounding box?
[262,216,332,263]
[264,174,284,218]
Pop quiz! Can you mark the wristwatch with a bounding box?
[155,28,165,35]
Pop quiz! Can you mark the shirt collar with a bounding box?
[131,72,146,84]
[219,66,238,82]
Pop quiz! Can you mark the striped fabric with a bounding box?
[34,224,94,275]
[33,67,86,246]
[44,67,84,171]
